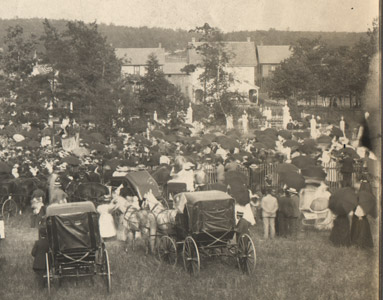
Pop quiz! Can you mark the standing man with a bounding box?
[261,187,279,240]
[340,153,354,187]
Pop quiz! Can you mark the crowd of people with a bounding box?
[0,111,377,284]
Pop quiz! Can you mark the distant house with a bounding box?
[187,38,259,103]
[162,61,193,100]
[114,40,260,104]
[115,45,164,77]
[256,45,292,79]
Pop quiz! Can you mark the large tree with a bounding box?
[40,20,124,134]
[139,53,185,118]
[182,23,242,122]
[270,20,378,108]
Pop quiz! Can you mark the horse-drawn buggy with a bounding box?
[109,170,166,206]
[44,201,112,295]
[147,190,256,275]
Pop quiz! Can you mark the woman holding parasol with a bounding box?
[328,187,358,247]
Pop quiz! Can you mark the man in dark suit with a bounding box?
[31,227,49,288]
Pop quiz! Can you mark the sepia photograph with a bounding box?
[0,1,380,299]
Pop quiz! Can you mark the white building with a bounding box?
[187,37,259,103]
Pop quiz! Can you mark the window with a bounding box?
[134,66,140,75]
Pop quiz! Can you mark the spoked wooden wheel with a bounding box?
[157,235,177,266]
[182,236,200,275]
[2,198,17,221]
[103,249,112,293]
[45,253,51,295]
[237,234,256,275]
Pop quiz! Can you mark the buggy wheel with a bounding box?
[157,235,177,266]
[2,198,17,221]
[182,236,200,275]
[103,249,112,293]
[45,253,51,295]
[237,234,256,275]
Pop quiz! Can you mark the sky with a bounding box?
[0,0,379,32]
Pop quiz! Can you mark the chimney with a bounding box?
[158,43,162,48]
[247,37,251,42]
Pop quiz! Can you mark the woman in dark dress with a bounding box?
[328,187,357,247]
[350,180,375,249]
[329,214,351,247]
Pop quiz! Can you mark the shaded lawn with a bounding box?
[0,213,379,300]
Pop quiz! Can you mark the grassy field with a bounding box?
[0,213,379,300]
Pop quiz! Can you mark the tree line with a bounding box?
[0,18,366,52]
[0,20,186,136]
[268,19,378,109]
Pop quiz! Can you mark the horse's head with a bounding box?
[174,193,187,214]
[111,195,139,213]
[111,195,128,213]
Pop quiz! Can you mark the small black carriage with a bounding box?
[44,201,111,294]
[158,190,256,275]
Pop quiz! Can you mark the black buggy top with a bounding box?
[176,191,236,245]
[44,201,112,294]
[109,170,162,200]
[46,201,101,252]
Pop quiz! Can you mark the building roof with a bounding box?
[163,62,188,75]
[187,41,257,67]
[115,48,165,65]
[256,45,292,65]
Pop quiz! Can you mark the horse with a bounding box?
[111,193,157,254]
[141,189,187,235]
[73,182,110,204]
[17,177,45,212]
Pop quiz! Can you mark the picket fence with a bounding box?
[203,161,363,193]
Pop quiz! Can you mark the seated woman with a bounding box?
[235,197,257,238]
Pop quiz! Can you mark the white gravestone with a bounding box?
[310,115,317,138]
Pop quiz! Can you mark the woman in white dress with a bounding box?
[97,195,116,239]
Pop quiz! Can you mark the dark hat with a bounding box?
[38,227,47,238]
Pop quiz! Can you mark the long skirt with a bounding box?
[99,213,116,238]
[329,214,351,247]
[350,215,373,249]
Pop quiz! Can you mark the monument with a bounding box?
[310,115,317,138]
[340,116,346,137]
[153,110,158,122]
[242,111,249,134]
[282,101,291,129]
[226,114,234,130]
[186,103,193,124]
